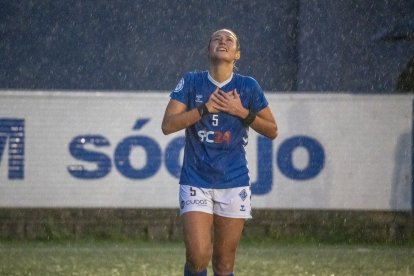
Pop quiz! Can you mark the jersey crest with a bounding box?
[173,78,184,93]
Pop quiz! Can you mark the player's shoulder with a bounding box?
[234,73,261,88]
[183,70,208,81]
[173,71,207,92]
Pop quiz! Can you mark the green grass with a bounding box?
[0,240,413,275]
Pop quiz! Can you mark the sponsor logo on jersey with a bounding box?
[198,130,231,144]
[195,94,203,103]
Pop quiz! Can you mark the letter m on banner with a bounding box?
[0,119,25,179]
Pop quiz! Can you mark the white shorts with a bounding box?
[179,185,252,219]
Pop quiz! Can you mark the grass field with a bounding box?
[0,240,413,275]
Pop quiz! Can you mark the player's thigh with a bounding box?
[213,215,245,255]
[212,215,245,272]
[182,211,214,262]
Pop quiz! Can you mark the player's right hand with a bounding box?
[206,87,221,113]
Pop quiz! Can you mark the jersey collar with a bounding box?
[207,72,233,88]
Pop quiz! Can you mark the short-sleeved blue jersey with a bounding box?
[170,71,268,189]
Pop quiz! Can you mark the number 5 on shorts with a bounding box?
[190,187,196,196]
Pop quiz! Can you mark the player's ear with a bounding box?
[235,51,241,61]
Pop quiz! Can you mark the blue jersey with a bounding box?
[170,71,268,189]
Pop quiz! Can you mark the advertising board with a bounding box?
[0,91,412,210]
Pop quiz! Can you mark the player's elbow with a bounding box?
[161,120,179,135]
[270,129,278,140]
[161,123,172,135]
[267,124,278,140]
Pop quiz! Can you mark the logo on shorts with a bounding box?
[240,205,246,212]
[239,189,248,201]
[182,199,208,208]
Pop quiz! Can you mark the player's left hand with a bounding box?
[211,89,248,118]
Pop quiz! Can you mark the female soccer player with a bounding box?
[161,29,277,276]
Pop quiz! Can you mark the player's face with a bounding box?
[208,30,240,64]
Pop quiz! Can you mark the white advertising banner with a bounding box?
[0,91,412,210]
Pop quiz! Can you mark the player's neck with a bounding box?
[208,63,234,83]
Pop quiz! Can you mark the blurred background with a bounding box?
[1,0,414,92]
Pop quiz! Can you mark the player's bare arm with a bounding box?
[250,107,278,140]
[161,100,200,135]
[161,89,222,135]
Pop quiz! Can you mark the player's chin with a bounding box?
[210,54,233,63]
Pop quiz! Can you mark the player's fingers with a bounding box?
[210,93,226,108]
[219,90,234,102]
[214,90,228,103]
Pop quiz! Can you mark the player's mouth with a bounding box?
[217,47,228,52]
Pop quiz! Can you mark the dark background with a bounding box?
[1,0,413,92]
